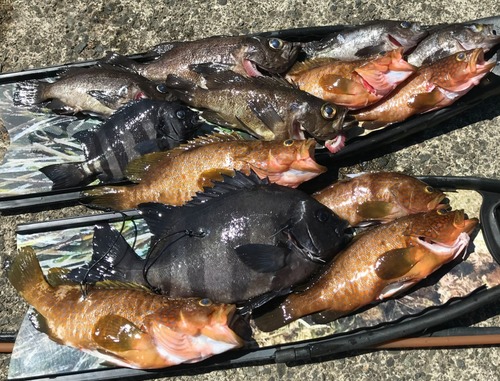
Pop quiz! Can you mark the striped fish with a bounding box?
[39,99,201,189]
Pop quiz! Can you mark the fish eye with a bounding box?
[269,38,284,50]
[315,209,331,223]
[156,84,168,93]
[400,21,412,29]
[176,110,186,119]
[283,139,294,146]
[456,52,466,61]
[321,103,337,120]
[424,186,435,194]
[199,298,213,307]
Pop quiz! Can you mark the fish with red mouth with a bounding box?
[353,48,496,129]
[253,209,478,331]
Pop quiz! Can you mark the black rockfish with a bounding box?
[302,20,427,60]
[407,23,500,66]
[164,64,347,149]
[40,100,201,189]
[103,35,300,83]
[13,65,171,117]
[70,172,349,310]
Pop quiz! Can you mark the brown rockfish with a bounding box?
[83,133,326,210]
[353,48,496,129]
[6,247,243,369]
[286,48,417,109]
[312,172,447,226]
[254,209,478,331]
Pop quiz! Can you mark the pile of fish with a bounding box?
[6,17,497,370]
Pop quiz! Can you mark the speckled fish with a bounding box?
[302,20,427,59]
[39,99,201,189]
[285,49,417,109]
[83,133,326,210]
[164,65,347,151]
[6,246,243,369]
[253,209,478,331]
[408,23,500,66]
[103,35,299,82]
[353,48,496,129]
[13,65,170,117]
[71,172,349,309]
[312,172,447,226]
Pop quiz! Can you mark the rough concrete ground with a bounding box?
[1,0,500,380]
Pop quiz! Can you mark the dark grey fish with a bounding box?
[102,35,300,82]
[69,172,349,309]
[407,23,500,66]
[302,20,428,59]
[39,99,201,189]
[13,65,171,117]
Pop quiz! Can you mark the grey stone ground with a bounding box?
[1,1,499,380]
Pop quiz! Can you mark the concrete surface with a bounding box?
[1,0,499,380]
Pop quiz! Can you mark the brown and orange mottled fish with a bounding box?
[353,48,496,129]
[83,133,326,210]
[312,172,447,226]
[6,247,243,369]
[253,209,478,331]
[286,49,417,109]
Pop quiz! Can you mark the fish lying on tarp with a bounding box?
[353,48,496,129]
[40,99,202,189]
[71,172,349,310]
[302,20,428,59]
[103,35,300,82]
[163,64,348,152]
[312,172,447,226]
[285,49,417,109]
[13,65,171,117]
[253,209,478,331]
[83,133,327,210]
[6,246,243,369]
[408,22,500,66]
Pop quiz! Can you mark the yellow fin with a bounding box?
[94,280,152,293]
[46,267,74,287]
[407,88,445,113]
[357,201,394,219]
[93,314,149,352]
[374,247,420,280]
[198,168,236,189]
[7,247,46,294]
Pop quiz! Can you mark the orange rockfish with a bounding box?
[312,172,447,226]
[254,209,478,331]
[353,48,496,129]
[7,247,243,369]
[83,133,326,210]
[286,49,417,109]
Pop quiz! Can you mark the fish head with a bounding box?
[244,138,327,187]
[157,101,202,139]
[238,36,300,76]
[451,23,500,52]
[385,20,428,52]
[432,48,496,92]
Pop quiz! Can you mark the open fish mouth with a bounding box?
[416,232,471,259]
[242,59,264,77]
[285,229,325,264]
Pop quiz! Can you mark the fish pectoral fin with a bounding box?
[200,110,237,129]
[198,168,236,189]
[125,151,172,182]
[247,98,284,132]
[93,315,151,352]
[318,75,365,95]
[28,310,65,345]
[235,244,289,273]
[407,89,445,113]
[374,247,420,280]
[355,43,386,58]
[88,90,122,109]
[356,201,395,219]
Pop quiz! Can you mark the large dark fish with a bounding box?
[103,35,300,82]
[13,65,170,117]
[302,20,428,59]
[408,23,500,66]
[71,172,349,310]
[40,100,201,189]
[164,65,347,150]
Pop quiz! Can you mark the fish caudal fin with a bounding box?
[40,162,95,190]
[13,81,45,106]
[6,247,49,295]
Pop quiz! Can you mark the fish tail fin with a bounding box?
[82,185,131,211]
[6,247,49,295]
[13,81,45,106]
[164,75,200,104]
[39,162,95,190]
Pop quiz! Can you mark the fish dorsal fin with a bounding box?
[94,280,152,292]
[288,57,338,76]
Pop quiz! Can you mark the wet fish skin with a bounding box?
[353,48,496,129]
[103,35,300,82]
[72,172,349,308]
[7,246,243,369]
[13,65,169,117]
[83,133,327,210]
[312,172,447,226]
[164,66,347,144]
[408,23,500,67]
[39,99,201,189]
[253,209,478,331]
[302,20,428,60]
